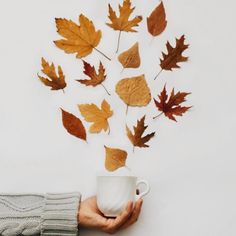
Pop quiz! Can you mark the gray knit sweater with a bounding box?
[0,192,81,236]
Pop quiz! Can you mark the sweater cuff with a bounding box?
[41,192,81,236]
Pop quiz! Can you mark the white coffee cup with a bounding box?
[97,175,150,217]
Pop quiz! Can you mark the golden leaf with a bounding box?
[118,42,140,69]
[78,99,113,133]
[116,75,151,111]
[147,1,167,36]
[37,58,66,91]
[61,108,87,141]
[104,146,128,171]
[106,0,142,32]
[54,14,104,59]
[126,115,155,150]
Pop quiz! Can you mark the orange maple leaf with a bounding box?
[126,115,155,151]
[37,58,66,92]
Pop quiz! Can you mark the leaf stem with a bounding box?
[120,67,125,74]
[94,48,111,61]
[116,30,122,53]
[62,89,65,94]
[126,104,129,115]
[153,112,164,119]
[132,145,135,153]
[108,124,111,135]
[154,69,163,80]
[125,165,131,171]
[101,83,111,96]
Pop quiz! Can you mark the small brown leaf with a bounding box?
[104,146,128,171]
[118,42,141,69]
[78,99,113,133]
[61,108,87,141]
[37,58,66,91]
[116,75,151,109]
[147,1,167,36]
[126,115,155,149]
[153,85,191,121]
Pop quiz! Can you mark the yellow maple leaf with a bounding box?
[78,99,113,133]
[106,0,142,52]
[54,14,110,60]
[37,57,66,92]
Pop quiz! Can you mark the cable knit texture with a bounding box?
[0,192,81,236]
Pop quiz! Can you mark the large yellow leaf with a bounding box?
[116,75,151,111]
[104,146,128,171]
[54,14,102,59]
[78,99,113,133]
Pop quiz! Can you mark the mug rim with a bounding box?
[97,175,137,178]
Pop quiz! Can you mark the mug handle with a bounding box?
[136,179,150,200]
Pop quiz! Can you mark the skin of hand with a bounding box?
[77,196,143,234]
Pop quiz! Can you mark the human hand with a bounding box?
[77,196,143,234]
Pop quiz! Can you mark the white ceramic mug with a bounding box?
[97,176,150,217]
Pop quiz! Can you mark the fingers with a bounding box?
[120,198,143,230]
[101,201,133,234]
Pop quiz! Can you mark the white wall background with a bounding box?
[0,0,236,235]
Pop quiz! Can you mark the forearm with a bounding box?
[0,192,81,236]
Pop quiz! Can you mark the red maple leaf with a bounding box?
[153,85,192,121]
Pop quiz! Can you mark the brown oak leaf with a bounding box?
[76,61,110,95]
[61,108,87,141]
[78,99,113,134]
[118,42,141,70]
[104,146,128,171]
[54,14,110,60]
[106,0,143,52]
[37,58,66,92]
[147,1,167,37]
[126,115,155,151]
[154,35,189,79]
[153,85,191,121]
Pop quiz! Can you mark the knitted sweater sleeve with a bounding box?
[0,192,81,236]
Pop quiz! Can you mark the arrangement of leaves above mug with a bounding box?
[36,0,192,172]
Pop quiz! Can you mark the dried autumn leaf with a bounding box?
[116,75,151,113]
[154,35,189,79]
[106,0,143,52]
[78,99,113,133]
[104,146,128,171]
[54,14,110,60]
[118,42,140,70]
[126,115,155,151]
[37,58,66,92]
[76,61,110,95]
[147,1,167,37]
[153,85,191,121]
[61,108,86,141]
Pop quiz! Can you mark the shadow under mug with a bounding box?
[96,175,150,217]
